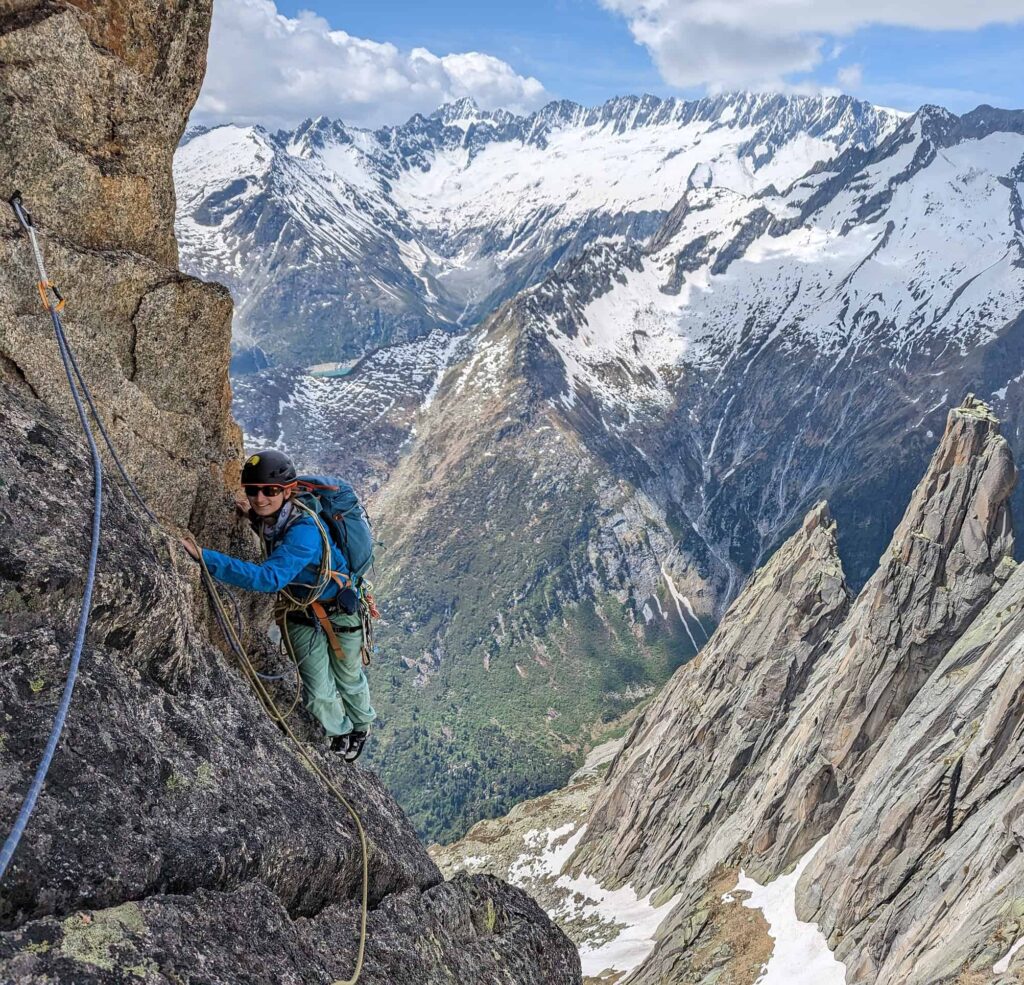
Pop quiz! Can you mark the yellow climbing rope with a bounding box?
[272,498,336,608]
[261,499,359,667]
[196,548,370,985]
[258,619,305,724]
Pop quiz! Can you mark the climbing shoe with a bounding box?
[344,730,369,762]
[329,733,351,756]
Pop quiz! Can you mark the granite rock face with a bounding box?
[572,396,1019,984]
[0,381,436,928]
[0,875,580,985]
[1,0,212,265]
[0,2,580,981]
[0,375,581,982]
[734,395,1016,880]
[0,0,240,537]
[574,500,852,896]
[797,557,1024,983]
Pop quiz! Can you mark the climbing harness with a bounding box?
[265,498,345,659]
[3,194,370,984]
[261,498,378,666]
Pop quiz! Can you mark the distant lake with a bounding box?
[308,361,357,378]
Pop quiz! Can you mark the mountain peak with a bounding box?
[431,96,483,124]
[916,102,957,120]
[285,113,354,154]
[734,393,1016,877]
[574,498,851,893]
[909,102,959,141]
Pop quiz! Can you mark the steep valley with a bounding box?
[437,396,1024,984]
[176,92,1024,841]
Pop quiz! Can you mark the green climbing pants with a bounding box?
[284,610,376,737]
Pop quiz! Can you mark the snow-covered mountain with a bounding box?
[517,102,1024,589]
[174,92,901,368]
[557,104,1024,380]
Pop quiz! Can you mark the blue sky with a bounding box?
[194,0,1024,129]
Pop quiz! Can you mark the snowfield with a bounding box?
[530,115,1024,410]
[502,821,681,979]
[174,92,904,356]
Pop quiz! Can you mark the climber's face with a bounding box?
[245,484,289,517]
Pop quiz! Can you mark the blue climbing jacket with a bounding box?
[201,511,349,598]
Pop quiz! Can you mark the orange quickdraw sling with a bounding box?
[308,572,352,663]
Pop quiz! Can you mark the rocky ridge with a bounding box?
[0,3,579,982]
[0,0,239,538]
[569,395,1021,983]
[799,560,1024,983]
[577,396,1016,892]
[435,395,1024,984]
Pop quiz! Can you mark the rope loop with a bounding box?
[4,193,370,984]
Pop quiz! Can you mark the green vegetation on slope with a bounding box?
[364,401,698,841]
[357,313,709,843]
[367,590,690,843]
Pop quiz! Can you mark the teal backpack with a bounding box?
[294,474,375,584]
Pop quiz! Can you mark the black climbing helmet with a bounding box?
[241,450,297,487]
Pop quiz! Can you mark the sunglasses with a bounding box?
[244,484,285,498]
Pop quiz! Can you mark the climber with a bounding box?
[181,450,375,761]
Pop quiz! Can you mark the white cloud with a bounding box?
[837,63,863,88]
[601,0,1024,91]
[194,0,549,129]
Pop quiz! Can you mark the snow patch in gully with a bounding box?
[733,840,847,985]
[506,823,681,979]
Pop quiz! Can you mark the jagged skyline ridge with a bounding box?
[197,0,1024,129]
[188,90,910,149]
[175,89,905,366]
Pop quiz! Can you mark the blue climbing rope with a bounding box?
[0,194,104,881]
[2,195,300,878]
